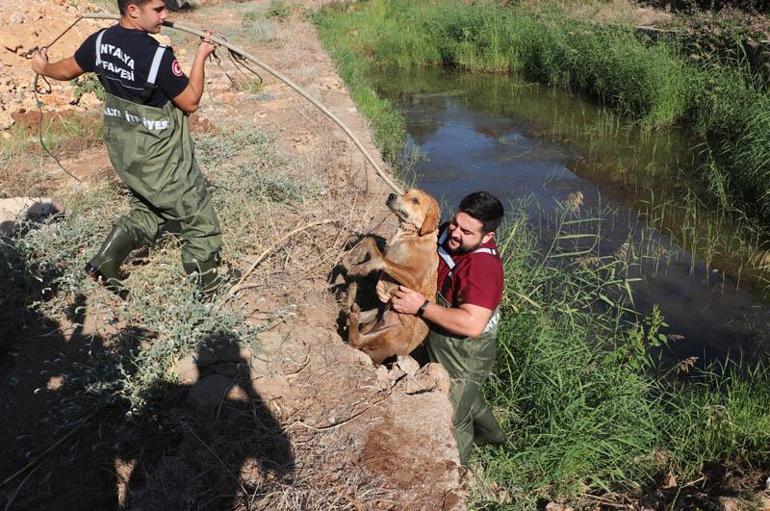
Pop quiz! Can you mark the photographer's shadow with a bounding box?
[124,331,294,509]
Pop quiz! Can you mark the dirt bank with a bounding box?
[0,1,463,509]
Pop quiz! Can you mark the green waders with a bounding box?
[98,92,222,290]
[425,293,505,466]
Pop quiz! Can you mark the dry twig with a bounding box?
[222,219,339,303]
[0,410,96,489]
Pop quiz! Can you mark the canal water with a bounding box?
[370,67,770,362]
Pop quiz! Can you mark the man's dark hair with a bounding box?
[459,191,504,233]
[118,0,150,15]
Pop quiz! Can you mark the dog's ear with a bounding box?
[419,199,440,236]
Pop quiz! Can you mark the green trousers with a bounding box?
[425,295,504,466]
[103,93,221,264]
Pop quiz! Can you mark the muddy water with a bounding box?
[370,67,770,362]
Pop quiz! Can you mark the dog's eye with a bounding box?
[411,198,419,204]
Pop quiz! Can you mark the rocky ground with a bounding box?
[0,1,464,509]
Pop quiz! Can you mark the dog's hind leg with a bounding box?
[345,281,358,312]
[346,303,362,347]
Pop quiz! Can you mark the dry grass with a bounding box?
[1,111,398,508]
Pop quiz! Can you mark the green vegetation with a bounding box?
[3,126,326,419]
[315,2,770,507]
[266,0,291,21]
[0,111,103,161]
[314,0,770,222]
[7,131,282,414]
[311,5,406,163]
[471,209,770,508]
[239,7,278,44]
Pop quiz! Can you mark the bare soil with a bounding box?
[0,1,464,509]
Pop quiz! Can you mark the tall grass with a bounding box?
[312,3,406,163]
[471,208,770,508]
[314,0,770,221]
[660,360,770,479]
[314,3,770,505]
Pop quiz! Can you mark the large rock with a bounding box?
[360,392,464,510]
[0,108,13,130]
[172,355,199,385]
[393,362,451,395]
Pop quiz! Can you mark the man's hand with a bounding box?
[198,31,217,60]
[391,285,427,315]
[31,48,49,75]
[393,285,494,337]
[173,31,217,113]
[29,51,83,81]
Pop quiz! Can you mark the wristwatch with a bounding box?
[416,299,430,318]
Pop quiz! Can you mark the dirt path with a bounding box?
[0,1,463,509]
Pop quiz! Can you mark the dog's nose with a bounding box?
[387,193,397,202]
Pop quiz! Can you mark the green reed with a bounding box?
[469,206,770,509]
[314,0,770,229]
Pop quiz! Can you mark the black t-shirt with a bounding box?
[74,25,189,108]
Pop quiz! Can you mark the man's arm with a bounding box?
[391,285,494,338]
[31,50,84,81]
[171,34,216,114]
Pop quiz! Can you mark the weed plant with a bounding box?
[237,8,277,44]
[0,111,103,165]
[470,207,770,507]
[5,127,310,420]
[659,359,770,480]
[266,0,291,21]
[314,0,770,224]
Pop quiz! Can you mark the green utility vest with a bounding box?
[101,84,221,265]
[425,231,504,465]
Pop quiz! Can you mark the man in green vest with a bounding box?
[391,191,506,466]
[31,0,223,298]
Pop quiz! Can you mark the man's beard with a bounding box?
[446,238,483,255]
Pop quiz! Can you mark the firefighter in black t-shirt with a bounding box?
[32,0,223,298]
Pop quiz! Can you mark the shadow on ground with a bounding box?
[0,231,294,510]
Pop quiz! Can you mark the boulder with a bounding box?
[396,354,420,376]
[394,362,450,395]
[0,108,13,130]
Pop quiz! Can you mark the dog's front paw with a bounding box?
[346,302,360,326]
[376,280,392,303]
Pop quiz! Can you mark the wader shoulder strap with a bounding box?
[437,228,456,273]
[139,45,167,104]
[437,227,499,280]
[483,308,500,335]
[94,29,116,96]
[437,227,501,334]
[95,29,106,67]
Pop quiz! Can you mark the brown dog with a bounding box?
[346,189,440,364]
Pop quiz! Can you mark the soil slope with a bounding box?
[0,1,464,509]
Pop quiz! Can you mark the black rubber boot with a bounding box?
[473,406,506,447]
[183,253,222,299]
[84,225,136,299]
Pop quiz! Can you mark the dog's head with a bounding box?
[386,189,440,236]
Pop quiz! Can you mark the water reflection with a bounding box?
[370,66,770,362]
